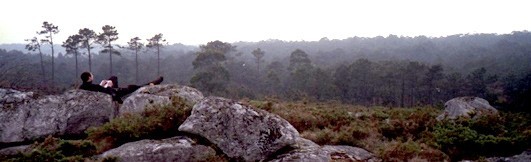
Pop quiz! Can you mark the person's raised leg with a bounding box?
[115,85,142,100]
[115,76,163,102]
[108,76,119,88]
[142,76,163,86]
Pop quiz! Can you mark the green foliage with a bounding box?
[379,140,448,162]
[191,40,234,95]
[250,100,274,112]
[251,48,265,73]
[86,96,192,153]
[377,108,439,141]
[190,66,230,95]
[260,101,530,161]
[288,49,311,71]
[5,136,96,162]
[146,33,166,76]
[433,113,531,160]
[96,25,120,75]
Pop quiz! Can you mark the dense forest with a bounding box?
[1,26,530,111]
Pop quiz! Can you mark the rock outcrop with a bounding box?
[119,84,203,116]
[486,150,531,162]
[178,96,300,161]
[0,145,30,158]
[436,97,498,120]
[98,136,217,162]
[0,89,113,143]
[322,145,378,161]
[3,86,381,162]
[0,89,34,109]
[271,138,379,162]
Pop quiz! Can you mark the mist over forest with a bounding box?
[1,30,530,111]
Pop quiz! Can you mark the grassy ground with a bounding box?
[3,99,530,161]
[245,100,531,161]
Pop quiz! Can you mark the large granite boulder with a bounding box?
[0,89,113,143]
[178,97,300,161]
[437,97,498,120]
[98,136,217,162]
[0,89,34,109]
[119,84,203,116]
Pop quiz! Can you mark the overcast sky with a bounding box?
[1,0,530,45]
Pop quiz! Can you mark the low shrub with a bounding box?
[5,136,97,162]
[433,113,531,160]
[248,100,274,112]
[86,96,192,153]
[273,101,530,161]
[269,101,356,132]
[379,140,448,162]
[377,107,439,142]
[300,122,372,149]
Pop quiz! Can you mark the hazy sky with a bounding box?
[1,0,530,45]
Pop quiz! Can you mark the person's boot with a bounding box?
[149,76,164,85]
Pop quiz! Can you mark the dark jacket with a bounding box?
[79,81,116,96]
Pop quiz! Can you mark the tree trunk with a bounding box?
[401,77,405,107]
[50,33,55,85]
[38,48,45,82]
[109,45,113,76]
[75,51,78,81]
[411,79,417,107]
[157,46,160,76]
[135,49,139,83]
[257,58,260,74]
[428,83,434,106]
[88,45,92,72]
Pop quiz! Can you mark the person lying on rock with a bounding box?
[79,71,163,104]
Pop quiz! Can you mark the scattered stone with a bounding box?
[98,136,217,162]
[271,143,380,162]
[437,97,498,120]
[486,150,531,162]
[0,145,30,157]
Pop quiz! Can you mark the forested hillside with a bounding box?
[1,31,530,111]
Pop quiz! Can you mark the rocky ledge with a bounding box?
[1,85,379,161]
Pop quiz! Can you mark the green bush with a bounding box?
[433,113,531,160]
[268,101,354,132]
[275,101,530,161]
[300,122,370,148]
[5,136,97,162]
[379,140,448,162]
[469,114,506,135]
[335,123,370,147]
[378,108,439,141]
[86,96,192,153]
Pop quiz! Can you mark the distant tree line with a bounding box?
[186,41,530,112]
[1,25,530,111]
